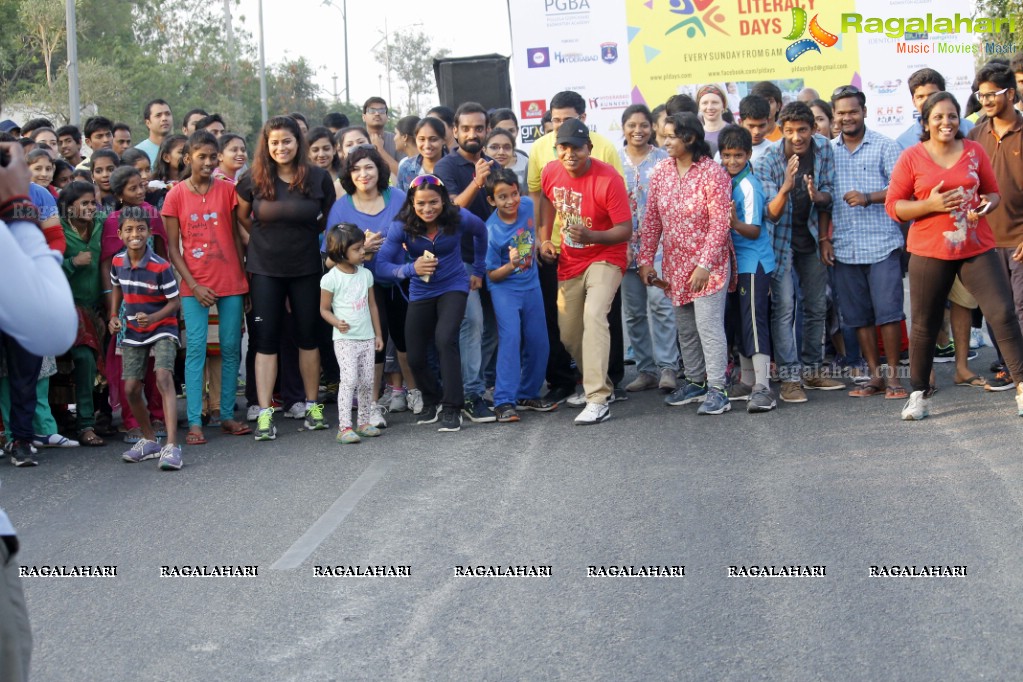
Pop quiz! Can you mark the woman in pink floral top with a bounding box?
[639,112,735,414]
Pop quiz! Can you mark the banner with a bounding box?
[508,0,976,148]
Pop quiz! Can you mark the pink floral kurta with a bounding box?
[639,156,735,306]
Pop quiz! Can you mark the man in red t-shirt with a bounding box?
[539,119,632,424]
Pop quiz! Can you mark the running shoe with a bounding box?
[438,406,462,432]
[697,387,732,415]
[254,408,277,441]
[284,402,307,419]
[728,383,753,402]
[369,402,388,428]
[7,441,38,467]
[158,444,182,471]
[901,391,930,421]
[665,381,707,406]
[462,395,496,423]
[336,428,361,444]
[574,402,610,425]
[747,384,777,413]
[122,438,161,463]
[388,388,408,413]
[355,423,381,438]
[408,389,424,415]
[515,398,558,412]
[303,403,328,430]
[495,403,520,422]
[416,404,441,425]
[986,370,1015,392]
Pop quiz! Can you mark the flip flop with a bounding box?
[955,375,988,388]
[185,430,208,445]
[885,385,909,400]
[221,420,252,436]
[848,382,884,397]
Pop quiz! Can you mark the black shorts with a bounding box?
[249,272,322,354]
[726,265,772,358]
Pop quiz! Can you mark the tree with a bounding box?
[375,29,449,115]
[19,0,68,92]
[974,0,1023,46]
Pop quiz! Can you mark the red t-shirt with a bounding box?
[161,179,247,297]
[885,140,998,260]
[540,157,631,281]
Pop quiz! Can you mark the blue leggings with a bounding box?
[181,295,244,427]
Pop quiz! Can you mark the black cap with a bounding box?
[555,118,591,147]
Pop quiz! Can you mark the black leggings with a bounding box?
[909,250,1023,392]
[374,282,409,364]
[249,272,322,354]
[405,291,467,409]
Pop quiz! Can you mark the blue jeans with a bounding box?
[181,295,244,426]
[622,265,679,376]
[491,285,548,406]
[772,250,829,381]
[459,263,486,399]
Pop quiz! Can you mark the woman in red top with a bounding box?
[639,112,735,415]
[886,91,1023,420]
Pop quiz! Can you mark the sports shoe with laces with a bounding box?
[747,384,777,413]
[284,402,307,419]
[779,381,808,403]
[158,444,182,470]
[7,440,38,467]
[303,403,328,430]
[462,395,496,423]
[416,404,441,425]
[901,390,930,421]
[802,375,845,390]
[574,402,610,425]
[515,397,557,412]
[246,404,261,422]
[697,387,732,415]
[933,343,956,363]
[494,403,520,422]
[986,370,1014,392]
[336,428,361,444]
[388,388,408,413]
[355,423,381,438]
[566,390,587,407]
[664,381,707,406]
[369,402,388,428]
[254,408,277,441]
[122,438,161,463]
[728,383,753,402]
[408,389,423,415]
[438,406,462,432]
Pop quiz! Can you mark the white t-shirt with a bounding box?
[319,266,375,341]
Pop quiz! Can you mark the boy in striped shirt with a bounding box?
[108,207,182,470]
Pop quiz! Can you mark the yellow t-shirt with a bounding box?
[527,130,625,250]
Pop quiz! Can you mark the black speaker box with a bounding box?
[433,54,512,111]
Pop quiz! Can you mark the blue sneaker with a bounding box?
[122,438,161,463]
[158,444,183,470]
[697,387,732,415]
[664,381,707,406]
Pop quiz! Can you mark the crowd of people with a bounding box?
[3,52,1023,470]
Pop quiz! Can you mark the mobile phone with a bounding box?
[975,201,992,216]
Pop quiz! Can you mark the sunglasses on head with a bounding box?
[410,174,445,189]
[831,85,861,100]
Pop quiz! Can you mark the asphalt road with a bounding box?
[4,350,1023,681]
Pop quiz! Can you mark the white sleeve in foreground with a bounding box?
[0,220,77,355]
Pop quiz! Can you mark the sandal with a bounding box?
[185,430,208,445]
[79,428,105,447]
[221,420,252,436]
[848,382,884,397]
[955,375,988,388]
[885,385,909,400]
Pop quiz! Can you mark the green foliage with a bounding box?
[374,28,448,116]
[974,0,1023,45]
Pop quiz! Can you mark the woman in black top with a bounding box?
[236,115,336,441]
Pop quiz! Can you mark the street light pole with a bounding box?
[258,0,268,123]
[65,0,80,125]
[323,0,350,105]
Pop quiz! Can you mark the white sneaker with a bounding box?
[566,390,587,407]
[901,390,930,421]
[246,404,261,422]
[369,402,388,429]
[284,402,307,419]
[574,402,610,425]
[388,388,408,413]
[1016,383,1023,416]
[408,389,423,415]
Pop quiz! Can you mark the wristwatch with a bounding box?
[697,263,712,272]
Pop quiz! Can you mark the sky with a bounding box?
[234,0,514,110]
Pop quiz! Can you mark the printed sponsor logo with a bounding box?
[555,51,598,64]
[587,94,632,111]
[527,47,550,69]
[867,80,902,95]
[520,100,547,120]
[600,42,618,64]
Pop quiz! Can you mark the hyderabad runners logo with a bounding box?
[782,7,837,62]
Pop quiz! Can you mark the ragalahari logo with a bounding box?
[782,7,837,62]
[664,0,729,39]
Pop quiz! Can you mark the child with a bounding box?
[108,208,182,470]
[27,149,56,196]
[718,125,776,413]
[89,149,119,213]
[162,130,250,444]
[320,224,384,444]
[100,165,170,443]
[121,148,162,206]
[484,169,556,422]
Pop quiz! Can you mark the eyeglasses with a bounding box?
[974,87,1009,102]
[410,174,445,189]
[831,85,861,100]
[366,107,388,115]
